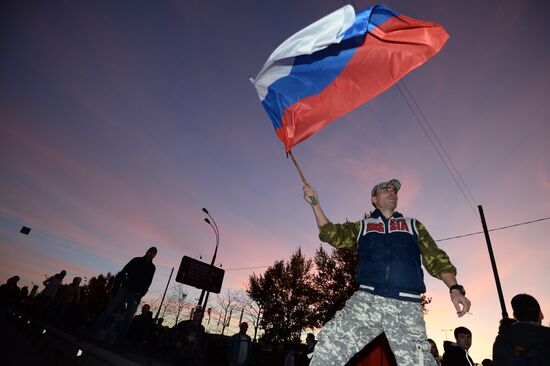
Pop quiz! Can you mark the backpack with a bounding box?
[507,343,545,366]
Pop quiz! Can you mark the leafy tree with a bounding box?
[83,272,117,320]
[312,245,358,326]
[247,248,316,344]
[313,245,432,318]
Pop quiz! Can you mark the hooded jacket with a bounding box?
[441,341,474,366]
[492,321,550,366]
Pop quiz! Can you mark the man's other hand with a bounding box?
[451,291,471,317]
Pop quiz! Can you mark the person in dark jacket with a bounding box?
[90,246,157,344]
[492,293,550,366]
[127,303,154,349]
[296,333,317,366]
[169,308,206,366]
[428,338,441,366]
[441,326,474,366]
[228,322,252,366]
[0,276,20,323]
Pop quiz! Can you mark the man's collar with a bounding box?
[369,208,403,219]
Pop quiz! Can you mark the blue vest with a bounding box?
[356,209,426,302]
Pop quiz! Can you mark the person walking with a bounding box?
[90,247,157,344]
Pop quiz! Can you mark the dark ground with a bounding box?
[0,311,170,366]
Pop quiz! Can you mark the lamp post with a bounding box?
[196,208,220,318]
[441,328,453,340]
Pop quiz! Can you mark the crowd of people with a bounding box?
[0,247,317,366]
[1,179,549,365]
[423,293,550,366]
[2,255,548,366]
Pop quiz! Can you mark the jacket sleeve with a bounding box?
[319,221,360,249]
[120,258,136,277]
[144,266,155,293]
[114,258,135,288]
[43,275,54,286]
[415,220,457,278]
[492,335,506,366]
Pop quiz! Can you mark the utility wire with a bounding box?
[435,216,550,242]
[225,265,271,271]
[3,215,548,273]
[396,81,480,218]
[401,82,479,209]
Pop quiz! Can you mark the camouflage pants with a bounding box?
[310,291,435,366]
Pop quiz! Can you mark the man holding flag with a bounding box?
[303,180,471,365]
[251,5,469,363]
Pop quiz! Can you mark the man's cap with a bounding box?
[371,179,401,196]
[60,270,67,276]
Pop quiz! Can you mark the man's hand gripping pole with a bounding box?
[288,150,318,205]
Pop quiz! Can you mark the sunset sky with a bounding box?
[1,0,549,362]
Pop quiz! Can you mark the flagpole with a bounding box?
[478,205,509,319]
[288,150,317,205]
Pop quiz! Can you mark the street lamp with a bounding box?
[197,208,220,317]
[441,328,453,340]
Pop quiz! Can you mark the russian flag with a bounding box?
[251,4,449,152]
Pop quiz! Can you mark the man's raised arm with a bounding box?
[303,185,329,228]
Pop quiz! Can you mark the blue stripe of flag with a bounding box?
[262,5,398,129]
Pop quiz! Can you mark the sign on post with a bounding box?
[175,256,224,294]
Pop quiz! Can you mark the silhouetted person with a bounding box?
[441,326,474,366]
[428,338,441,366]
[90,247,157,344]
[127,304,153,349]
[37,270,66,318]
[170,308,206,366]
[273,343,286,366]
[493,293,550,366]
[498,317,518,335]
[52,276,81,325]
[18,286,29,308]
[297,333,316,366]
[0,276,20,322]
[228,321,252,366]
[150,317,168,355]
[65,292,90,333]
[284,344,297,366]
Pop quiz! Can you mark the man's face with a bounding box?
[240,322,248,333]
[145,249,157,261]
[456,333,472,350]
[192,311,203,323]
[371,185,398,211]
[142,304,150,314]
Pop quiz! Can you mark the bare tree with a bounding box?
[146,296,162,316]
[214,289,241,335]
[146,284,190,327]
[168,283,189,324]
[244,298,263,342]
